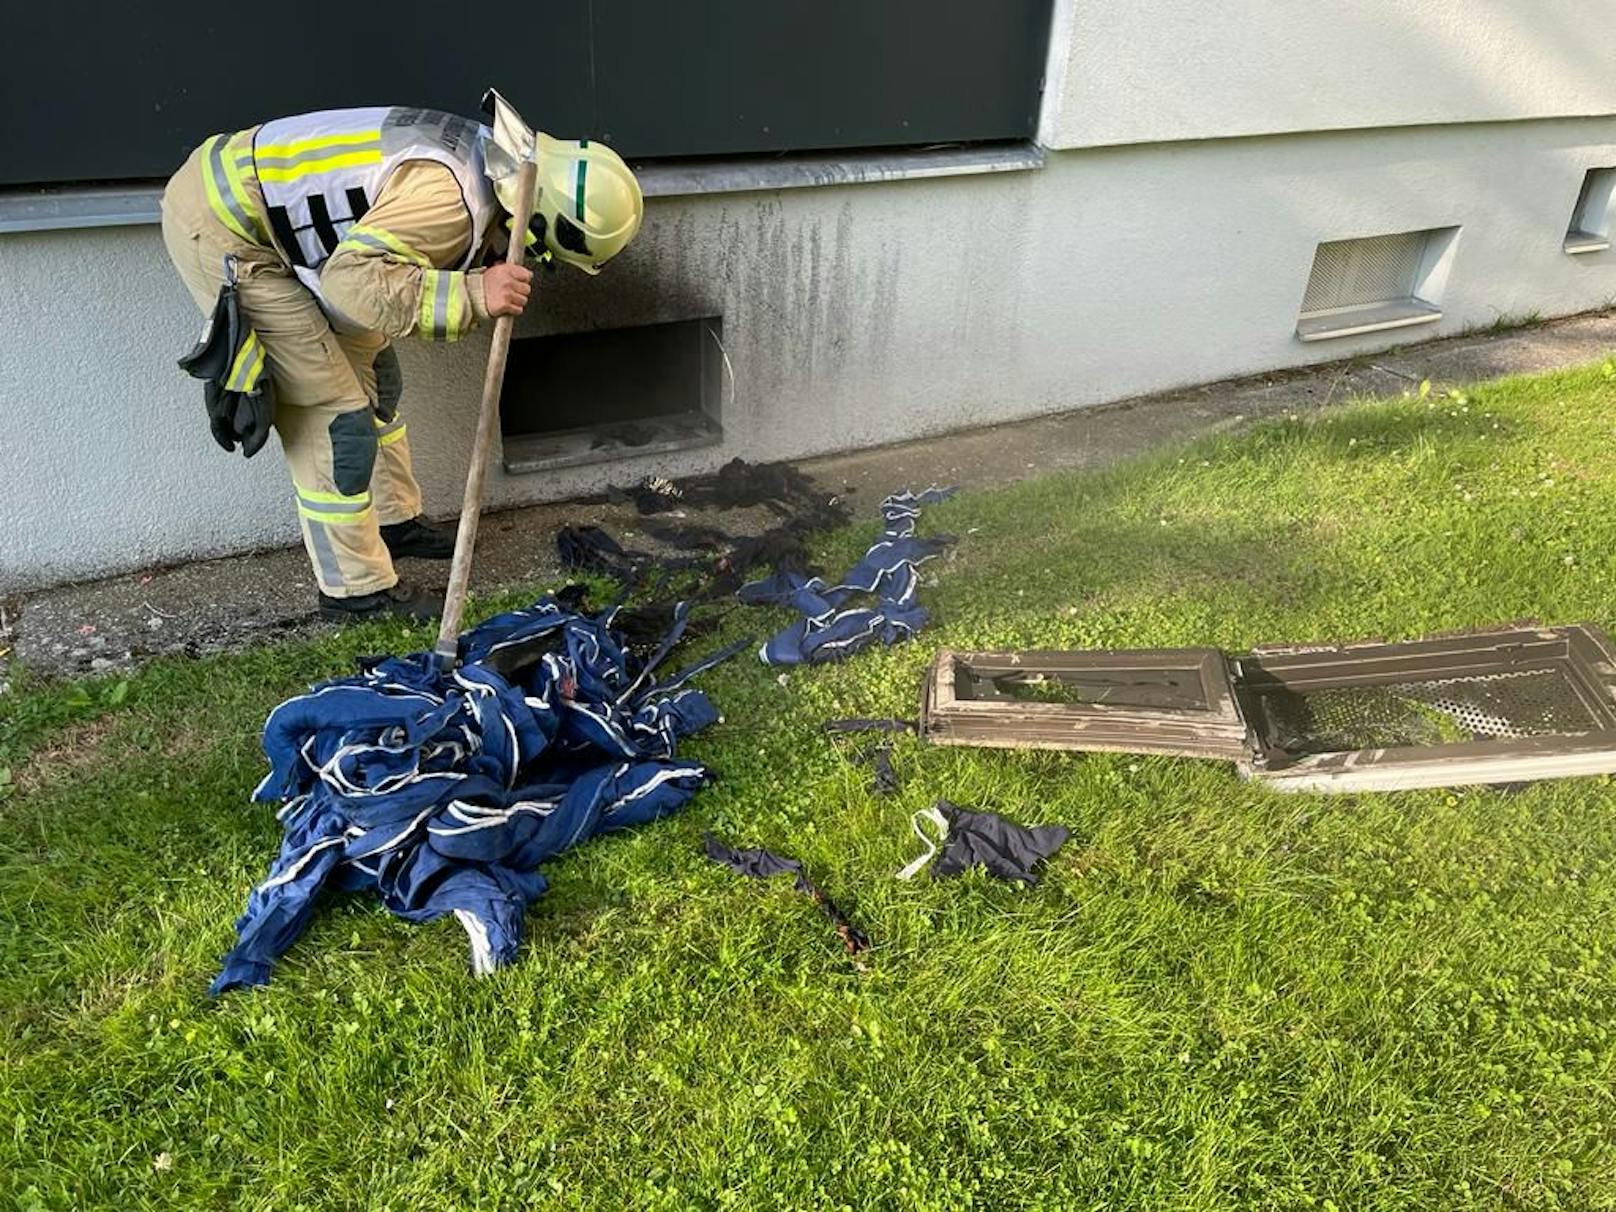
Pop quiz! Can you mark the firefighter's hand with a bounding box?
[483,262,533,316]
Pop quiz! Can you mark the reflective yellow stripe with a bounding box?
[418,271,469,342]
[201,136,256,243]
[218,155,263,242]
[339,225,431,267]
[420,272,440,339]
[255,130,381,158]
[294,481,372,525]
[445,278,466,342]
[256,149,383,183]
[299,503,374,524]
[378,422,408,447]
[504,216,539,248]
[225,331,265,391]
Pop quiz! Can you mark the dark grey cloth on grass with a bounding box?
[899,799,1069,885]
[866,745,900,797]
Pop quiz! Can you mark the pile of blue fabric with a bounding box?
[212,599,733,994]
[739,487,957,665]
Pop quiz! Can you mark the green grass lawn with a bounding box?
[7,363,1616,1210]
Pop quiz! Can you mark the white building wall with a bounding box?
[7,115,1616,592]
[1041,0,1616,148]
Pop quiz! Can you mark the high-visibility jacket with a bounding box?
[199,106,501,337]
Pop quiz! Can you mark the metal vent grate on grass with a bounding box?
[1253,668,1601,756]
[922,626,1616,793]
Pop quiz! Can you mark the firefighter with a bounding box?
[161,92,643,621]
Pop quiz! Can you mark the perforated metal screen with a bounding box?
[1301,230,1428,313]
[1253,668,1603,756]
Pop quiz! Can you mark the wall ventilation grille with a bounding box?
[1301,232,1426,313]
[1565,168,1615,255]
[1296,226,1459,343]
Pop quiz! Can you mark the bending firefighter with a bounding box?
[161,91,643,620]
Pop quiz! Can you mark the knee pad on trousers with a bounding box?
[328,410,379,496]
[373,345,404,423]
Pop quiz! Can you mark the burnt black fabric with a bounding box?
[556,460,850,678]
[846,743,901,797]
[605,482,683,514]
[610,600,705,652]
[640,520,735,551]
[556,525,651,579]
[614,458,828,515]
[932,800,1069,885]
[600,459,850,572]
[697,458,820,512]
[575,459,850,596]
[704,834,870,955]
[867,746,899,797]
[553,582,592,613]
[639,520,819,596]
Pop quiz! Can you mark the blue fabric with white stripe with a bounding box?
[213,599,722,994]
[739,487,956,665]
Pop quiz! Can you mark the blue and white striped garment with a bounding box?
[739,487,957,665]
[212,599,725,994]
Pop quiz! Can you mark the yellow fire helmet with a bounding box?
[481,88,644,275]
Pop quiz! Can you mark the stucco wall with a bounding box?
[6,116,1616,591]
[1040,1,1616,149]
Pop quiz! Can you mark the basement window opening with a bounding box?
[500,317,725,474]
[1564,168,1615,255]
[1295,226,1460,343]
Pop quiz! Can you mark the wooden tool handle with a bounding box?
[433,158,539,670]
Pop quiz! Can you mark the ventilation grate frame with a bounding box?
[1295,226,1459,343]
[921,625,1616,794]
[1565,167,1616,255]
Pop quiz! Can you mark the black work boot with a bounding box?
[318,584,444,623]
[381,516,457,560]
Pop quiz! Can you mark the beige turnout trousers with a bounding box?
[161,139,423,597]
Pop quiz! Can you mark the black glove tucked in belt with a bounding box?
[177,255,276,458]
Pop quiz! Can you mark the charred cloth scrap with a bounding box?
[920,625,1616,793]
[825,720,915,796]
[568,458,852,598]
[556,524,658,580]
[863,745,900,796]
[212,596,736,994]
[606,458,830,517]
[703,834,870,956]
[739,488,957,665]
[825,726,903,796]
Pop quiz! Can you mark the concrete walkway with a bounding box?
[5,312,1612,683]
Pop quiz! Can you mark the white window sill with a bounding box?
[0,142,1044,234]
[1296,299,1443,343]
[1564,230,1611,255]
